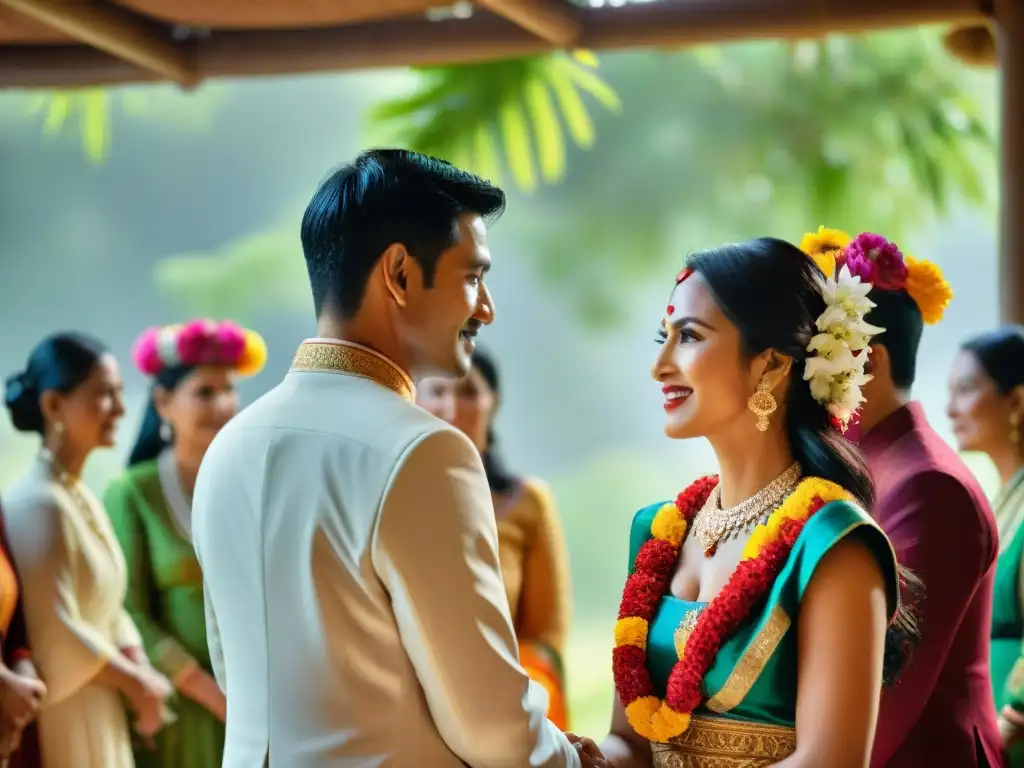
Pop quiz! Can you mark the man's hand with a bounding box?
[566,732,610,767]
[1000,705,1024,748]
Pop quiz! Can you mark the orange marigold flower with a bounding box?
[614,617,649,649]
[651,502,687,547]
[905,256,953,325]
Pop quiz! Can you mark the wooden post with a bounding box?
[997,0,1024,322]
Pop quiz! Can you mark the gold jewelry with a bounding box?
[747,377,777,432]
[691,462,802,556]
[39,449,113,552]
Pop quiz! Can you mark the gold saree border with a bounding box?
[705,605,791,713]
[290,341,415,402]
[652,715,796,767]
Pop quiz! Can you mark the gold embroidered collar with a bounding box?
[290,340,415,402]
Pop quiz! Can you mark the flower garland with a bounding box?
[612,475,852,742]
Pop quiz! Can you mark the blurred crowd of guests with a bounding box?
[0,322,573,767]
[4,317,1024,765]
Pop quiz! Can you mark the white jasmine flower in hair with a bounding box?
[818,265,875,326]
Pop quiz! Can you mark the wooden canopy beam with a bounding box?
[475,0,580,48]
[0,0,987,89]
[0,0,197,86]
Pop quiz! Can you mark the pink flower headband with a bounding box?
[131,319,267,378]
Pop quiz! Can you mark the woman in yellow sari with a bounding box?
[418,348,572,729]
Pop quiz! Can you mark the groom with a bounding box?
[191,150,600,767]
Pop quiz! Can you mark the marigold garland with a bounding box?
[613,475,851,742]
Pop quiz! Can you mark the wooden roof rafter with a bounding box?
[0,0,993,90]
[0,0,197,85]
[475,0,581,48]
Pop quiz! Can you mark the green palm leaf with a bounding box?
[28,89,111,162]
[23,85,222,163]
[367,53,620,191]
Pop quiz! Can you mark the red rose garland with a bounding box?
[612,474,848,742]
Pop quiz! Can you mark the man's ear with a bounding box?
[1010,384,1024,418]
[381,243,410,308]
[867,343,889,378]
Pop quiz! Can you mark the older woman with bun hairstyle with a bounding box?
[2,332,172,768]
[103,320,267,768]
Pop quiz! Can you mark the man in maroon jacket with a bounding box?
[847,238,1003,767]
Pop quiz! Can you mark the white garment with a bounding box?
[192,340,579,768]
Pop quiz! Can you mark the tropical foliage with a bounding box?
[368,51,621,192]
[3,27,995,326]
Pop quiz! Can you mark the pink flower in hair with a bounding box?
[213,321,246,365]
[843,233,908,291]
[132,328,164,376]
[176,320,220,366]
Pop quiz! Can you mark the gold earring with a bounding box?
[748,377,777,432]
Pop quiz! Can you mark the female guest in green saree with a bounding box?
[948,325,1024,764]
[594,239,919,767]
[104,320,267,768]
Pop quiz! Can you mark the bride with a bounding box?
[593,238,918,767]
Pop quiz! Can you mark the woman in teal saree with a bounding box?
[948,326,1024,764]
[594,238,918,767]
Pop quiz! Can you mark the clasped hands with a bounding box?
[567,732,610,768]
[0,660,46,758]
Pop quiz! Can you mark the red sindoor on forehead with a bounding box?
[675,267,694,284]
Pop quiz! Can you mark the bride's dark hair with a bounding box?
[688,237,920,683]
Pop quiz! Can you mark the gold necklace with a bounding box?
[691,462,802,556]
[40,450,112,547]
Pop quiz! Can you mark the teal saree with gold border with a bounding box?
[626,499,899,766]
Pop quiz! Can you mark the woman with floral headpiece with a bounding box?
[588,238,919,767]
[103,320,267,768]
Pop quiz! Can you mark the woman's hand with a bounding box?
[0,664,45,729]
[125,665,173,737]
[0,718,24,760]
[178,665,226,722]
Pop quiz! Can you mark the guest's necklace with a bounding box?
[40,448,111,547]
[690,462,802,556]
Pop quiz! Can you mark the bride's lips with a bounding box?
[662,385,692,412]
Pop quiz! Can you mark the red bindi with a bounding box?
[666,304,675,316]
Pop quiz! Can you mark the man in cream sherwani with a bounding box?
[192,150,605,767]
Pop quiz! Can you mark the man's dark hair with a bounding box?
[864,289,923,390]
[300,149,506,318]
